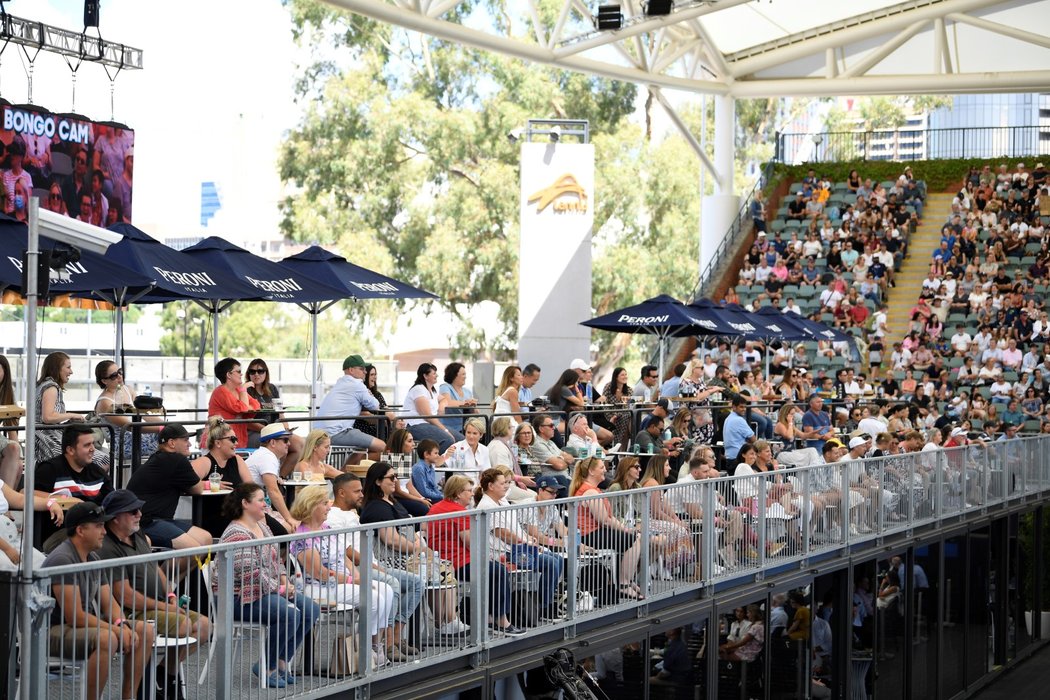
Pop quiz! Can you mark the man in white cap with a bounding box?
[839,435,876,534]
[569,358,614,444]
[246,423,299,532]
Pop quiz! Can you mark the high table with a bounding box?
[190,489,232,526]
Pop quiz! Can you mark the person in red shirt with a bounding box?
[425,474,518,633]
[207,357,261,449]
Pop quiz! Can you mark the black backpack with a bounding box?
[579,562,618,607]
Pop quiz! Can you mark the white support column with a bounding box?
[699,95,739,281]
[825,47,838,79]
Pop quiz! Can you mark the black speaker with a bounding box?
[596,5,623,31]
[646,0,673,16]
[84,0,100,28]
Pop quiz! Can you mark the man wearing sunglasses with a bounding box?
[246,423,300,532]
[126,424,213,551]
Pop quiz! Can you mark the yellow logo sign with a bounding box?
[527,174,588,214]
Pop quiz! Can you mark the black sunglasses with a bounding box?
[105,368,124,381]
[248,368,266,375]
[219,435,238,444]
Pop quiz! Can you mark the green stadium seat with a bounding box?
[1003,371,1019,382]
[1024,420,1041,433]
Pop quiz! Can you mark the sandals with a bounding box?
[619,584,641,599]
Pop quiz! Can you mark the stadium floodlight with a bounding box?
[37,206,122,255]
[596,5,623,31]
[645,1,673,16]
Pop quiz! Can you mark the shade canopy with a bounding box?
[582,294,736,338]
[0,216,153,294]
[104,223,264,303]
[182,237,349,304]
[279,246,439,301]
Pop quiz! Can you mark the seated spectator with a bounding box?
[317,354,387,460]
[207,357,261,450]
[36,351,109,471]
[439,362,479,434]
[426,475,521,635]
[125,423,213,550]
[528,414,577,477]
[0,475,63,570]
[447,417,492,474]
[474,468,564,621]
[719,604,764,661]
[288,485,395,654]
[245,423,300,532]
[190,416,253,537]
[491,365,524,421]
[569,457,642,599]
[327,474,424,656]
[33,425,114,546]
[409,438,445,504]
[215,484,319,686]
[385,429,440,516]
[43,502,154,700]
[638,456,696,577]
[402,363,461,453]
[245,359,304,470]
[520,474,573,548]
[99,490,210,696]
[565,413,600,456]
[294,428,344,480]
[92,360,162,463]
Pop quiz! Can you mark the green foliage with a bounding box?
[1019,512,1050,611]
[279,0,640,358]
[157,300,373,361]
[770,155,1050,194]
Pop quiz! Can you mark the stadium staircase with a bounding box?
[882,192,955,342]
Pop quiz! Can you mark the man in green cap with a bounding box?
[317,354,386,459]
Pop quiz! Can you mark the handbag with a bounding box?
[308,626,358,677]
[403,551,458,586]
[876,591,900,611]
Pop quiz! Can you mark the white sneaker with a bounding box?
[857,523,873,534]
[849,523,861,536]
[829,526,842,540]
[438,619,470,635]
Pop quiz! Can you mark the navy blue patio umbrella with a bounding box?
[182,237,353,380]
[102,223,266,362]
[279,245,438,412]
[581,294,737,377]
[780,309,856,345]
[0,216,153,296]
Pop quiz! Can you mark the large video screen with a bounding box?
[0,100,134,225]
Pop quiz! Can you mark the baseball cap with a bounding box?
[535,475,568,497]
[655,398,671,412]
[569,358,591,371]
[159,423,191,443]
[342,354,367,370]
[259,423,296,442]
[951,426,967,438]
[848,436,869,449]
[102,489,146,516]
[65,502,114,533]
[825,438,845,449]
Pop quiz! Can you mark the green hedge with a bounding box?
[768,155,1050,194]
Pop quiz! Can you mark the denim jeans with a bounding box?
[509,544,564,606]
[234,592,320,667]
[408,423,462,453]
[374,567,425,625]
[457,561,513,617]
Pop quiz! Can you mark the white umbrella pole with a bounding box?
[212,310,219,370]
[311,310,319,417]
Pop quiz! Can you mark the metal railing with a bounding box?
[7,435,1050,698]
[776,125,1050,165]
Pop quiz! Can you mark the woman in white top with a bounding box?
[403,363,460,452]
[473,468,563,618]
[486,417,535,501]
[0,479,64,570]
[492,365,523,421]
[447,418,491,474]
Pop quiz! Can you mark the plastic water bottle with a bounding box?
[327,574,338,600]
[585,436,593,457]
[142,384,152,397]
[662,428,672,442]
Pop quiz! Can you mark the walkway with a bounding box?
[972,642,1050,699]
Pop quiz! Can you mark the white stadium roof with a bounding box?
[327,0,1050,96]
